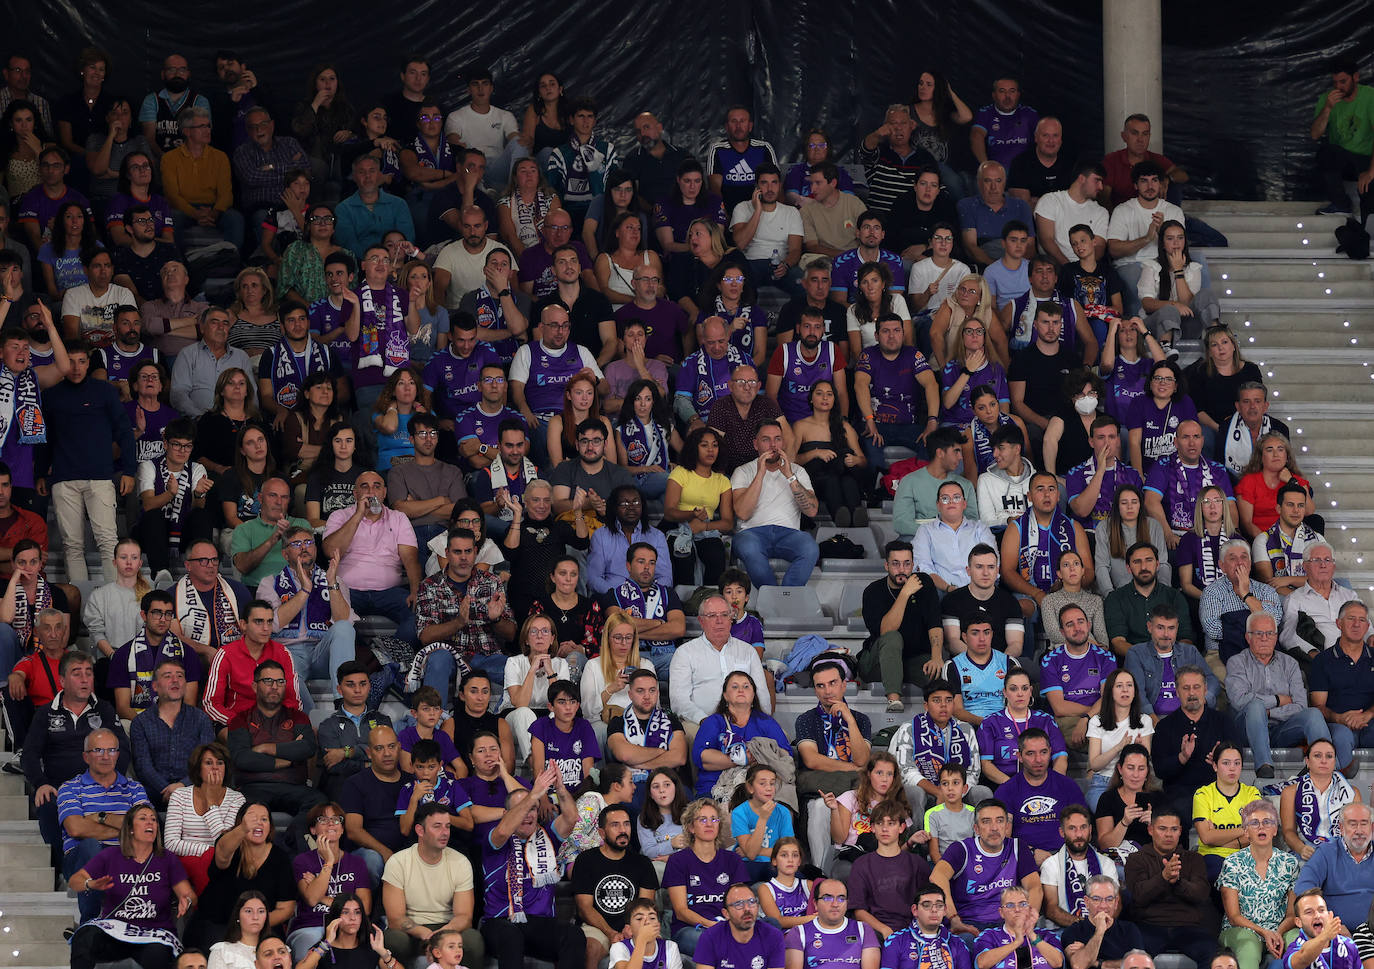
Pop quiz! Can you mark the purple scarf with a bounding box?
[271,564,334,634]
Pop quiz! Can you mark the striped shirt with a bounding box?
[56,770,149,854]
[857,142,938,215]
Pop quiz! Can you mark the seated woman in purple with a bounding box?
[662,797,749,956]
[1126,358,1195,474]
[287,801,371,960]
[690,670,792,797]
[68,803,195,969]
[529,678,601,794]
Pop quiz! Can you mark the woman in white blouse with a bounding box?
[1085,669,1153,810]
[164,741,246,893]
[502,613,571,763]
[580,610,642,743]
[1138,220,1219,344]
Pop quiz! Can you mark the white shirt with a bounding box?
[434,238,520,309]
[507,340,603,384]
[443,104,518,159]
[61,282,137,346]
[1034,191,1109,257]
[136,458,208,498]
[729,460,812,530]
[1106,198,1186,265]
[1137,260,1204,302]
[1281,581,1359,655]
[609,938,683,969]
[1038,845,1117,912]
[1252,527,1325,579]
[1085,713,1154,781]
[907,258,970,311]
[668,634,772,722]
[729,200,804,261]
[500,654,571,713]
[845,297,912,348]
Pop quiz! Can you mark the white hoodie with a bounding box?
[975,457,1036,529]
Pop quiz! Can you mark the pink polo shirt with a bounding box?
[323,507,418,592]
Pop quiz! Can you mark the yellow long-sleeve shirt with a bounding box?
[161,143,233,215]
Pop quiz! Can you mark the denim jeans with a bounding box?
[64,837,106,922]
[733,524,818,587]
[286,621,358,711]
[348,586,417,643]
[423,649,505,707]
[1325,721,1374,769]
[1232,700,1331,770]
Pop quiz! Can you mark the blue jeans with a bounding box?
[171,207,245,252]
[1116,261,1145,318]
[674,926,708,957]
[1085,772,1111,811]
[643,644,675,679]
[733,525,818,587]
[353,846,385,887]
[745,258,803,299]
[0,622,21,677]
[286,621,358,697]
[349,586,417,643]
[423,650,505,708]
[634,471,669,499]
[1326,721,1374,770]
[413,522,447,552]
[1232,701,1330,770]
[861,422,926,472]
[64,837,106,922]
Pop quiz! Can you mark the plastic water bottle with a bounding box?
[769,248,781,269]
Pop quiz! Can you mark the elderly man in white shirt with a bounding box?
[668,593,771,741]
[914,479,996,593]
[1280,541,1358,664]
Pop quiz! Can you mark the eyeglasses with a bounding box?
[617,498,642,506]
[964,328,985,336]
[721,275,746,284]
[87,747,119,756]
[418,114,442,123]
[695,816,721,825]
[309,215,336,224]
[577,437,605,445]
[818,894,847,904]
[481,376,506,384]
[528,627,553,636]
[286,539,314,549]
[131,216,156,225]
[413,430,440,439]
[1151,375,1177,383]
[937,495,965,504]
[148,609,175,619]
[167,440,193,450]
[807,142,828,149]
[610,632,636,643]
[1308,557,1334,565]
[699,611,731,620]
[1085,895,1117,905]
[315,816,344,827]
[1001,901,1031,910]
[187,556,218,565]
[256,677,287,687]
[1246,817,1278,828]
[918,900,947,910]
[1200,497,1224,505]
[732,379,759,388]
[634,276,662,284]
[455,517,483,526]
[1249,630,1277,639]
[726,899,759,910]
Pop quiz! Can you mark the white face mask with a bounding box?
[1074,395,1099,416]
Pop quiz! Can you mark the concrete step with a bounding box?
[1215,279,1374,300]
[0,846,55,870]
[0,798,32,823]
[1190,200,1330,217]
[0,871,58,895]
[1210,260,1372,282]
[0,943,72,967]
[1195,213,1346,235]
[1201,231,1337,253]
[1223,314,1373,349]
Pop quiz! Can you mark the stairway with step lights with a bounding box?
[1193,201,1374,590]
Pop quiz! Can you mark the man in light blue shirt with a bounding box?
[334,154,415,256]
[1293,802,1374,931]
[914,480,995,593]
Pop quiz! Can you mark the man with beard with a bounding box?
[676,316,744,432]
[382,801,485,968]
[341,725,412,885]
[707,363,789,475]
[225,656,325,812]
[929,798,1041,939]
[1106,545,1195,658]
[729,421,819,587]
[108,590,203,720]
[481,765,582,969]
[572,804,659,969]
[856,314,940,476]
[881,886,972,969]
[1039,806,1116,928]
[128,658,215,808]
[599,542,683,676]
[991,728,1081,859]
[91,305,160,402]
[764,307,847,424]
[621,111,686,206]
[1150,666,1227,816]
[1106,162,1185,317]
[1296,788,1374,926]
[1040,604,1115,748]
[434,208,515,310]
[516,211,596,302]
[605,670,687,805]
[730,164,803,297]
[1122,809,1217,966]
[111,206,182,305]
[785,877,881,969]
[696,883,786,969]
[508,301,606,467]
[138,53,210,159]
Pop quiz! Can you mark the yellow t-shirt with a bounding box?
[1193,782,1260,858]
[668,466,732,517]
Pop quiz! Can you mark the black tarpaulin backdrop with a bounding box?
[12,0,1374,200]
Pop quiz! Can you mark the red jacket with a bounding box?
[202,638,302,725]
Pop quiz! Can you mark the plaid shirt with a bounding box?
[416,568,513,658]
[231,135,311,209]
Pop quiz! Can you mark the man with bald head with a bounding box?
[958,160,1036,267]
[1144,419,1235,546]
[57,726,148,919]
[435,205,513,309]
[508,299,607,466]
[322,471,422,644]
[1008,116,1074,208]
[709,362,792,473]
[342,724,413,884]
[785,877,880,969]
[622,111,686,205]
[517,208,594,301]
[676,315,746,432]
[230,476,311,586]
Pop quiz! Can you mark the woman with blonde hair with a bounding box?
[400,259,447,364]
[226,266,280,364]
[930,272,1004,368]
[580,608,641,729]
[502,612,572,762]
[1177,484,1240,601]
[496,155,562,256]
[1236,432,1315,539]
[84,537,154,666]
[664,797,748,955]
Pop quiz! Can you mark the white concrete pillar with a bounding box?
[1102,0,1164,154]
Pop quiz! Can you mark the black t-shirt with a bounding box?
[201,844,296,921]
[1060,916,1145,966]
[111,240,182,301]
[212,469,269,525]
[566,288,616,360]
[1184,359,1264,427]
[1092,787,1162,847]
[451,709,502,772]
[861,574,941,653]
[605,710,685,765]
[774,296,847,343]
[1057,261,1124,312]
[1007,152,1076,200]
[940,585,1024,656]
[570,846,660,932]
[887,192,961,254]
[305,464,363,519]
[1008,342,1083,420]
[340,768,414,853]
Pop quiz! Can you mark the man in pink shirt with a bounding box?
[321,471,423,643]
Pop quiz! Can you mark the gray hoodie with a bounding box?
[975,457,1036,529]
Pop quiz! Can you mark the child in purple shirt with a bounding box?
[529,679,601,792]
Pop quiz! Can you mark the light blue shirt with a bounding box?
[334,191,415,257]
[914,517,996,587]
[587,523,672,595]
